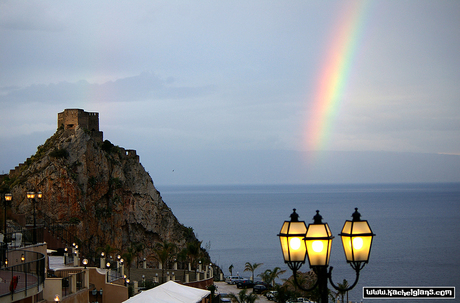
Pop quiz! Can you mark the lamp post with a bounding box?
[278,208,375,303]
[1,193,11,268]
[106,262,111,282]
[2,193,12,236]
[26,191,42,244]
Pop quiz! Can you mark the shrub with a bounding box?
[50,148,69,159]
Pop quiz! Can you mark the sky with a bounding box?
[1,0,459,185]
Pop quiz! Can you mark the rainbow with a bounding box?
[303,1,370,153]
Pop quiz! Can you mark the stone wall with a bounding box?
[58,109,103,142]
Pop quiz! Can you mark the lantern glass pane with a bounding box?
[279,221,307,263]
[306,239,332,266]
[341,221,352,234]
[340,220,374,263]
[289,221,308,234]
[279,235,290,261]
[351,221,372,234]
[290,236,308,262]
[305,223,333,266]
[354,235,372,261]
[306,224,331,238]
[341,236,353,261]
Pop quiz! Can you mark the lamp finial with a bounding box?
[352,208,361,221]
[313,210,323,223]
[290,209,299,222]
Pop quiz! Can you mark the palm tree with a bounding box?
[283,270,317,300]
[258,267,286,287]
[337,279,349,303]
[228,288,258,303]
[207,284,217,302]
[186,240,202,270]
[97,244,116,259]
[244,262,263,281]
[133,242,145,268]
[151,240,176,283]
[177,248,188,269]
[96,244,119,267]
[122,249,134,278]
[272,284,296,303]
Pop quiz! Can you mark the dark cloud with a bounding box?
[0,72,216,104]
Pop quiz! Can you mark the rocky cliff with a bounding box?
[1,125,202,264]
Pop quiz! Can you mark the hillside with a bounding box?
[0,123,205,265]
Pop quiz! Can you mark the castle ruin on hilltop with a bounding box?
[58,108,103,143]
[2,109,139,180]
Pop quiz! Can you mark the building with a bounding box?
[57,109,103,143]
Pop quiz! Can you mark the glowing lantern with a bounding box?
[278,209,308,271]
[340,208,375,266]
[304,210,334,267]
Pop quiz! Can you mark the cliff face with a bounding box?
[3,126,197,260]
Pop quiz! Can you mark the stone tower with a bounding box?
[57,109,103,142]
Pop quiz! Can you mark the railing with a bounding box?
[54,269,87,298]
[39,210,77,247]
[39,211,90,259]
[107,266,124,283]
[0,250,45,298]
[0,227,44,250]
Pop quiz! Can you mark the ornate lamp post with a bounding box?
[26,191,42,244]
[1,193,12,267]
[2,193,12,236]
[278,208,375,303]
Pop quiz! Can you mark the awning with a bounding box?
[122,281,210,303]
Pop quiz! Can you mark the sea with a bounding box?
[158,183,460,302]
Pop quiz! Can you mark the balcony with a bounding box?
[0,249,45,303]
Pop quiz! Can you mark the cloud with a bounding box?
[0,72,216,104]
[0,1,67,32]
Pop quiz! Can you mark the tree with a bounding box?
[96,244,120,267]
[258,267,286,287]
[244,262,263,281]
[229,264,234,276]
[283,270,317,300]
[151,240,176,283]
[228,288,258,303]
[207,284,218,302]
[272,284,296,303]
[337,279,350,303]
[97,244,117,259]
[122,249,134,278]
[186,240,202,270]
[133,242,145,268]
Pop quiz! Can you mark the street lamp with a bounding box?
[278,208,375,303]
[2,193,12,235]
[1,193,11,267]
[27,191,42,244]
